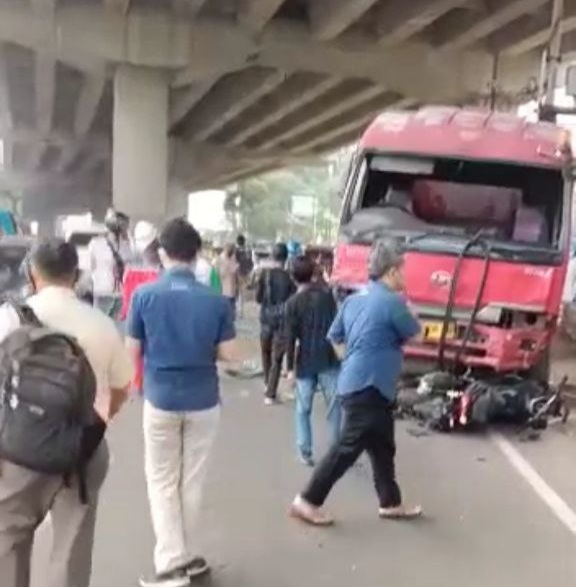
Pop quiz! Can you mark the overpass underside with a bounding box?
[0,0,572,221]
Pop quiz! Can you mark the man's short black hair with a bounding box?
[236,234,246,247]
[159,218,201,263]
[272,242,288,263]
[291,255,314,284]
[30,239,79,282]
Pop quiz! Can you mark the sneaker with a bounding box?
[298,454,315,467]
[378,504,423,520]
[183,557,210,578]
[264,397,276,406]
[139,568,190,587]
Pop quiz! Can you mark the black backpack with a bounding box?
[235,247,253,278]
[263,269,287,330]
[0,304,100,500]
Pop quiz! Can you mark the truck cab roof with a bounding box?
[360,107,571,169]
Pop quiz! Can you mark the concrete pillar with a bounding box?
[113,66,169,222]
[166,181,189,220]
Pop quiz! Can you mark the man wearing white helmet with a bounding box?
[134,221,161,268]
[120,221,161,323]
[88,209,134,319]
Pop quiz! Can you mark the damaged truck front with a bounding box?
[332,107,573,382]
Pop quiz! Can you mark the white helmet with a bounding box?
[134,221,158,253]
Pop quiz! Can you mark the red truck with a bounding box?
[332,107,573,381]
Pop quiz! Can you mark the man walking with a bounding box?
[126,219,239,587]
[0,239,133,587]
[290,239,422,525]
[234,234,253,318]
[193,237,222,294]
[256,243,296,405]
[285,256,341,466]
[89,208,133,319]
[217,244,240,319]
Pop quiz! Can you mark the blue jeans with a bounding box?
[295,369,342,459]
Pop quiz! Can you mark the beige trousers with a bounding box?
[143,401,220,575]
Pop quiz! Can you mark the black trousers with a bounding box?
[302,386,402,509]
[260,328,285,399]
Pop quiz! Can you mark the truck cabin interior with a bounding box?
[341,154,567,262]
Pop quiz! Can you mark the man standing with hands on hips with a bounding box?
[290,238,422,525]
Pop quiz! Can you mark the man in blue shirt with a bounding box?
[290,238,422,526]
[126,218,238,587]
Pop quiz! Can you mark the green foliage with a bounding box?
[225,154,349,243]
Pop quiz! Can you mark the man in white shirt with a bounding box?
[0,239,133,587]
[88,208,133,319]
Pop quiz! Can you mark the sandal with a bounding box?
[289,496,334,526]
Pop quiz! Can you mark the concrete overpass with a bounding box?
[0,0,572,223]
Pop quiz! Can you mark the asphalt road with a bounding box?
[31,374,576,587]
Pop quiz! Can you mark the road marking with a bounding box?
[491,432,576,536]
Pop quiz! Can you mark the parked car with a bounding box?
[0,236,34,303]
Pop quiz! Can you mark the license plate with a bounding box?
[423,321,456,342]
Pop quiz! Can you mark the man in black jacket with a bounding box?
[256,242,296,405]
[285,256,341,465]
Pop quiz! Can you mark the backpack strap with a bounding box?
[105,236,126,290]
[8,302,42,327]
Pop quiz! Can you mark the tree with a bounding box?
[228,152,347,243]
[0,189,21,215]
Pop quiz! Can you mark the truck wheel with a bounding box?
[527,349,551,385]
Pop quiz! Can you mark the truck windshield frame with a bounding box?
[340,151,569,265]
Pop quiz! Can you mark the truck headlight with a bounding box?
[475,305,503,324]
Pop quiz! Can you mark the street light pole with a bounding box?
[539,0,564,117]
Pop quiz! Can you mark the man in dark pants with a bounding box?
[290,239,422,525]
[256,243,296,405]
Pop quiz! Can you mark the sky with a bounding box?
[188,190,228,231]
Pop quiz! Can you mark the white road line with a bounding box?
[491,432,576,536]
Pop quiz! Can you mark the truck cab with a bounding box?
[332,107,573,377]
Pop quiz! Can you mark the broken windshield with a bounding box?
[341,154,567,264]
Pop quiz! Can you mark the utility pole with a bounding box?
[539,0,565,120]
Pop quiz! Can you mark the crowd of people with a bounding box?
[0,210,422,587]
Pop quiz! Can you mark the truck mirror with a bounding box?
[566,65,576,97]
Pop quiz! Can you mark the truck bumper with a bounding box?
[404,324,553,372]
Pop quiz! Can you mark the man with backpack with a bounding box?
[256,242,296,405]
[0,239,133,587]
[88,208,133,319]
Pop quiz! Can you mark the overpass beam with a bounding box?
[113,65,169,221]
